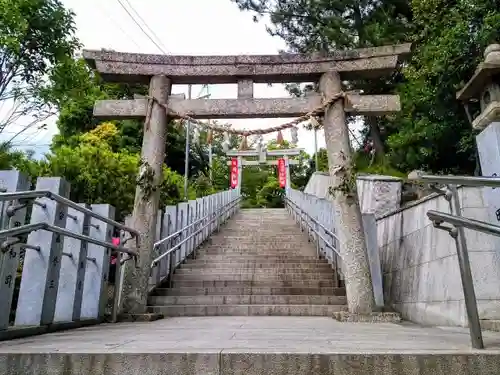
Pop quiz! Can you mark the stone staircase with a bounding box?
[148,208,347,316]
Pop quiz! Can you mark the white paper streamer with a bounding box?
[222,131,230,152]
[291,126,298,144]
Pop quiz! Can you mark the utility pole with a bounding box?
[206,86,212,183]
[314,127,319,171]
[208,131,213,183]
[183,84,192,200]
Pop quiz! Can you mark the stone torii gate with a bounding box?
[83,43,411,317]
[226,142,302,190]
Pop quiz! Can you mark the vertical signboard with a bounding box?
[278,158,286,188]
[230,158,238,189]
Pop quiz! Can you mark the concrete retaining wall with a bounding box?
[378,186,500,326]
[305,172,500,327]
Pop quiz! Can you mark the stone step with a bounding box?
[194,253,319,258]
[173,273,335,280]
[193,255,320,261]
[10,353,499,375]
[177,267,333,274]
[148,304,347,316]
[220,235,306,238]
[181,257,333,271]
[148,294,346,305]
[153,286,346,296]
[212,229,303,233]
[209,234,308,238]
[195,253,318,257]
[209,238,310,245]
[6,315,500,375]
[175,265,335,277]
[171,280,337,288]
[200,246,313,251]
[206,239,311,244]
[190,259,325,264]
[182,262,332,269]
[197,249,316,253]
[185,258,328,264]
[202,244,312,247]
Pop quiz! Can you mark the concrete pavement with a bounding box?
[2,316,500,374]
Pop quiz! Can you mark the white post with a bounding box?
[237,155,243,191]
[183,85,192,200]
[208,144,213,183]
[284,155,291,190]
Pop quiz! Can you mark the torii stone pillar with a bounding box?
[319,72,375,314]
[120,75,171,315]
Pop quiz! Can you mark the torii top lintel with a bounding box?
[82,43,411,85]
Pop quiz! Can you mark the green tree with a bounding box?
[241,166,270,207]
[34,123,190,220]
[232,0,412,51]
[233,0,500,175]
[0,144,39,176]
[44,57,218,179]
[311,148,329,173]
[387,0,500,174]
[0,0,80,143]
[231,0,414,155]
[256,176,284,208]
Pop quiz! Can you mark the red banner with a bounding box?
[230,158,238,189]
[278,158,286,188]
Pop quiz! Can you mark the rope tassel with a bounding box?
[239,136,248,150]
[206,129,213,144]
[277,130,284,145]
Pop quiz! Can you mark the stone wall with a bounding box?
[304,172,403,216]
[305,171,500,327]
[377,186,500,326]
[356,174,402,216]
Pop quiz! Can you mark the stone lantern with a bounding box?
[457,43,500,222]
[457,43,500,129]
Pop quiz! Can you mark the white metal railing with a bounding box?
[148,189,241,290]
[0,171,138,341]
[408,171,500,349]
[284,188,344,286]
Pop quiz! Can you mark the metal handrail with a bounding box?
[285,197,341,251]
[428,210,500,237]
[408,171,500,188]
[154,210,212,249]
[285,197,340,240]
[410,174,485,349]
[0,222,138,259]
[0,190,138,237]
[284,197,342,258]
[151,196,241,268]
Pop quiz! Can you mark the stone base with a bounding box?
[117,313,164,322]
[333,311,401,323]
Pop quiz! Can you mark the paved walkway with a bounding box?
[2,316,500,354]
